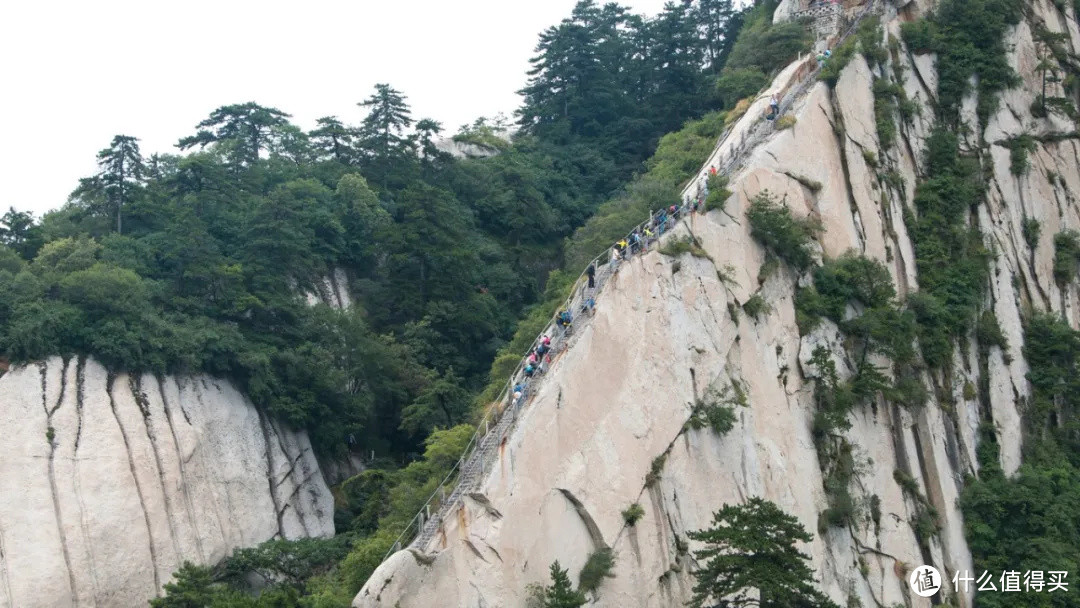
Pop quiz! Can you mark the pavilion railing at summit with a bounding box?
[379,0,882,564]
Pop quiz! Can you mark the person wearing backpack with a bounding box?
[558,310,573,330]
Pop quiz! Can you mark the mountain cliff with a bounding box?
[355,0,1080,606]
[0,357,334,608]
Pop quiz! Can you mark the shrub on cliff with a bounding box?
[622,503,646,526]
[547,561,587,608]
[716,68,769,109]
[746,192,821,272]
[1053,230,1080,284]
[706,174,732,212]
[578,548,616,595]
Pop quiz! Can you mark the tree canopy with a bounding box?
[687,497,839,608]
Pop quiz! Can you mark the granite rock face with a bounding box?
[0,357,334,608]
[355,0,1080,606]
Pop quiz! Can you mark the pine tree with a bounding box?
[645,2,709,133]
[413,118,446,165]
[310,116,356,163]
[688,497,839,608]
[517,0,634,142]
[177,102,291,167]
[545,561,586,608]
[70,135,144,234]
[696,0,739,73]
[1031,26,1068,117]
[357,85,413,157]
[0,207,40,259]
[149,562,215,608]
[356,84,415,188]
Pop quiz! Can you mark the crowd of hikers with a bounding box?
[509,34,844,406]
[509,168,724,408]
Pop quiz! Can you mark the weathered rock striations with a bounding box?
[356,1,1080,607]
[0,357,334,608]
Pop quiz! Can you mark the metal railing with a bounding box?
[378,0,882,564]
[679,0,881,205]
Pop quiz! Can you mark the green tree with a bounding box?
[696,0,742,72]
[517,1,634,143]
[335,173,391,270]
[177,102,291,167]
[309,116,356,164]
[219,537,349,591]
[746,192,821,272]
[716,68,768,108]
[687,497,839,608]
[71,135,145,234]
[545,561,587,608]
[267,123,314,169]
[1032,26,1069,118]
[357,84,414,187]
[371,183,479,323]
[0,207,42,259]
[150,562,217,608]
[643,2,710,132]
[413,118,447,166]
[723,1,810,74]
[399,367,471,436]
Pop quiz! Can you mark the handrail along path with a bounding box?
[380,0,882,562]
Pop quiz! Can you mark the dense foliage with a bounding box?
[900,0,1024,125]
[687,498,838,608]
[904,128,991,369]
[543,562,588,608]
[961,315,1080,608]
[0,104,578,456]
[518,0,749,190]
[746,191,822,272]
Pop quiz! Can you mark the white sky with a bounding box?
[0,0,673,218]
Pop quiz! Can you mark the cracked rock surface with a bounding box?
[0,356,334,608]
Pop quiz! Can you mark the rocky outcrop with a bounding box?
[0,357,334,608]
[356,1,1080,607]
[773,0,802,23]
[304,267,353,310]
[434,133,512,159]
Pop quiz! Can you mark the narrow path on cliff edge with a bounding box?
[385,0,884,560]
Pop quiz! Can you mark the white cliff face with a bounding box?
[773,0,802,24]
[304,268,353,310]
[0,356,334,608]
[356,1,1080,607]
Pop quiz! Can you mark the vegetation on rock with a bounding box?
[621,502,645,526]
[688,498,839,608]
[746,191,821,272]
